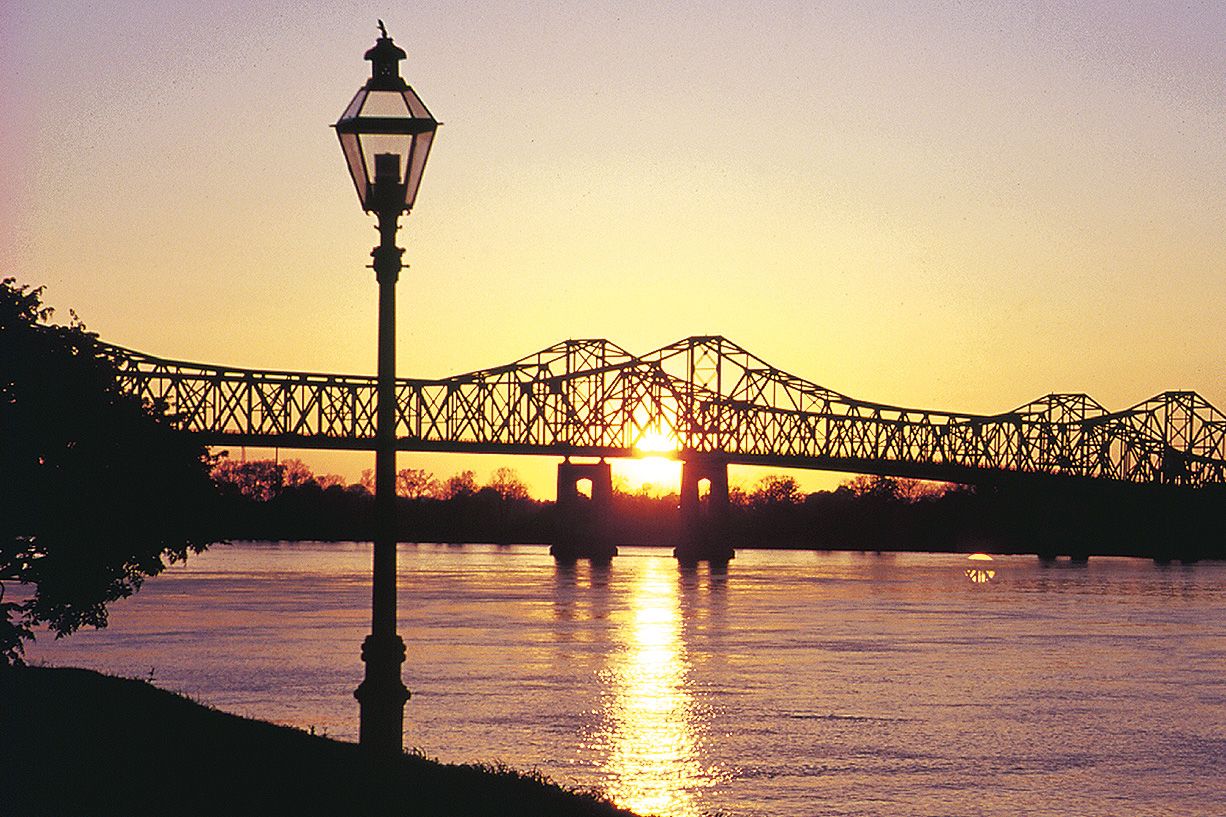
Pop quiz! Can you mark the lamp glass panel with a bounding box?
[405,129,435,208]
[338,130,369,208]
[401,87,433,119]
[359,133,413,185]
[339,89,366,121]
[359,89,412,118]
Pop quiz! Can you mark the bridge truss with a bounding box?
[105,336,1226,487]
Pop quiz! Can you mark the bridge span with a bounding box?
[106,335,1226,560]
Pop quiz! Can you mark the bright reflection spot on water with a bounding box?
[966,553,997,584]
[594,557,704,817]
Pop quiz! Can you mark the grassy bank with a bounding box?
[0,666,639,817]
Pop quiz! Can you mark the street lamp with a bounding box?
[334,21,438,754]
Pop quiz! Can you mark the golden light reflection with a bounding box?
[594,558,706,816]
[965,553,997,584]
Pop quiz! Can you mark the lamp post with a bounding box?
[334,22,438,754]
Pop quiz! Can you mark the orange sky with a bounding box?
[4,2,1224,497]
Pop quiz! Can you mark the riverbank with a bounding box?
[0,666,638,817]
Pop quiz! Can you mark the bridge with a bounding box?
[105,335,1226,560]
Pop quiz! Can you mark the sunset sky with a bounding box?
[4,2,1224,497]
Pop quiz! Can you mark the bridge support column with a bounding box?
[551,459,617,562]
[675,455,735,565]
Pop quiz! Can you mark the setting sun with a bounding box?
[614,428,681,495]
[634,429,677,454]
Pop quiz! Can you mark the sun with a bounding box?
[635,429,676,454]
[613,428,682,495]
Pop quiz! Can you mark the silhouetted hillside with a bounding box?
[0,666,637,817]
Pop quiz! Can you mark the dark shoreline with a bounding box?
[0,665,637,817]
[209,479,1225,563]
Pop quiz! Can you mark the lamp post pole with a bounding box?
[335,24,438,755]
[354,190,409,753]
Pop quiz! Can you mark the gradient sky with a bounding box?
[4,1,1225,497]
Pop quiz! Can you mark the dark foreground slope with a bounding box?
[0,666,637,817]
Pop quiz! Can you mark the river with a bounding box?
[21,542,1226,817]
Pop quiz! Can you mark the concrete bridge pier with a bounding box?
[675,454,735,565]
[551,459,617,562]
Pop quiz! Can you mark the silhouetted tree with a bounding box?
[487,467,529,501]
[842,474,901,500]
[441,470,478,500]
[839,474,949,503]
[396,467,433,499]
[212,458,285,501]
[314,473,346,490]
[282,458,313,488]
[0,278,218,664]
[750,474,802,506]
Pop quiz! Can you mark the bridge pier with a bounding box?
[675,454,735,565]
[551,459,617,562]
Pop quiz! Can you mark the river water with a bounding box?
[22,542,1226,817]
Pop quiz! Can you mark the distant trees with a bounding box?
[749,474,803,506]
[210,460,533,506]
[194,451,1215,558]
[396,468,434,499]
[0,278,219,665]
[440,470,478,500]
[282,459,314,488]
[841,474,950,502]
[487,467,529,501]
[211,459,285,501]
[210,457,352,499]
[314,473,346,490]
[207,459,548,544]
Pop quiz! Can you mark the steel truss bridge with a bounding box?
[104,336,1226,489]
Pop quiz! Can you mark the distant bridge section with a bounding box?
[105,336,1226,488]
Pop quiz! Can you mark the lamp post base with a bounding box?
[355,633,410,754]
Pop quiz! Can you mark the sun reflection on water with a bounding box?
[965,552,997,584]
[592,558,706,817]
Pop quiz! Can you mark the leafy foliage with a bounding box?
[441,470,478,500]
[0,278,218,664]
[841,474,950,502]
[487,467,530,501]
[749,474,803,507]
[396,467,435,499]
[211,458,286,501]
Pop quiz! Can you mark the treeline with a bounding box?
[211,459,546,542]
[211,459,1225,560]
[727,474,1225,561]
